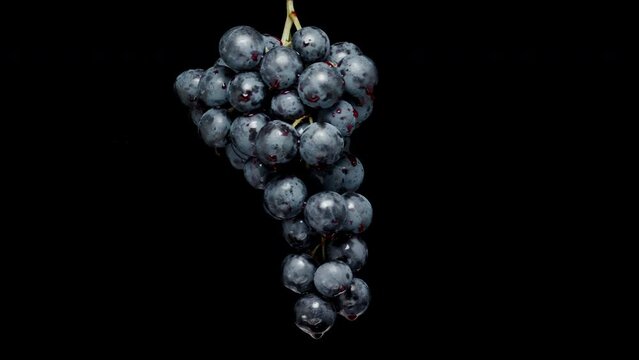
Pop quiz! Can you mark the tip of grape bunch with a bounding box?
[346,314,358,321]
[309,332,324,340]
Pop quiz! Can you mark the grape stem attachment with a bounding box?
[281,0,302,47]
[291,115,312,128]
[310,234,328,262]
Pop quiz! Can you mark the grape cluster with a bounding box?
[175,21,376,339]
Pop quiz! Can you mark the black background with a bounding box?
[4,1,628,355]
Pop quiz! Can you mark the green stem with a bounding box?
[281,0,302,47]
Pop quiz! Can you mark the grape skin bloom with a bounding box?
[292,26,330,63]
[313,260,353,297]
[282,254,317,294]
[227,72,267,113]
[295,294,336,339]
[219,25,265,72]
[297,62,344,109]
[263,176,308,220]
[304,191,347,233]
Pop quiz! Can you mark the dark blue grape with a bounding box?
[337,278,370,321]
[271,91,305,120]
[353,95,374,124]
[294,294,336,339]
[299,122,344,166]
[263,34,282,52]
[198,65,233,107]
[338,55,378,99]
[282,254,316,294]
[327,235,368,271]
[317,100,358,137]
[313,260,353,297]
[219,26,264,72]
[255,120,299,165]
[243,157,271,189]
[225,144,248,170]
[175,69,204,107]
[189,105,206,126]
[304,191,347,233]
[313,154,364,193]
[282,218,315,250]
[227,72,267,113]
[328,42,363,65]
[259,46,303,90]
[198,108,231,148]
[292,26,330,63]
[297,62,344,109]
[342,193,373,233]
[263,176,307,220]
[230,113,269,156]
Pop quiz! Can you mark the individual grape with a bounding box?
[219,25,264,72]
[189,105,206,126]
[313,260,352,297]
[294,294,336,339]
[342,193,373,233]
[270,91,305,120]
[263,34,282,52]
[243,158,271,189]
[317,100,358,137]
[255,120,300,165]
[327,235,368,271]
[263,176,307,220]
[338,55,378,99]
[259,46,304,90]
[352,95,374,124]
[328,42,362,65]
[281,254,316,294]
[299,122,344,166]
[229,113,269,157]
[175,69,204,107]
[314,154,364,193]
[227,72,267,113]
[198,65,234,107]
[225,144,248,170]
[282,218,315,250]
[297,62,344,109]
[292,26,330,63]
[304,191,347,233]
[337,278,370,321]
[199,108,231,148]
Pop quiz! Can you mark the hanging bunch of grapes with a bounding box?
[175,0,377,339]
